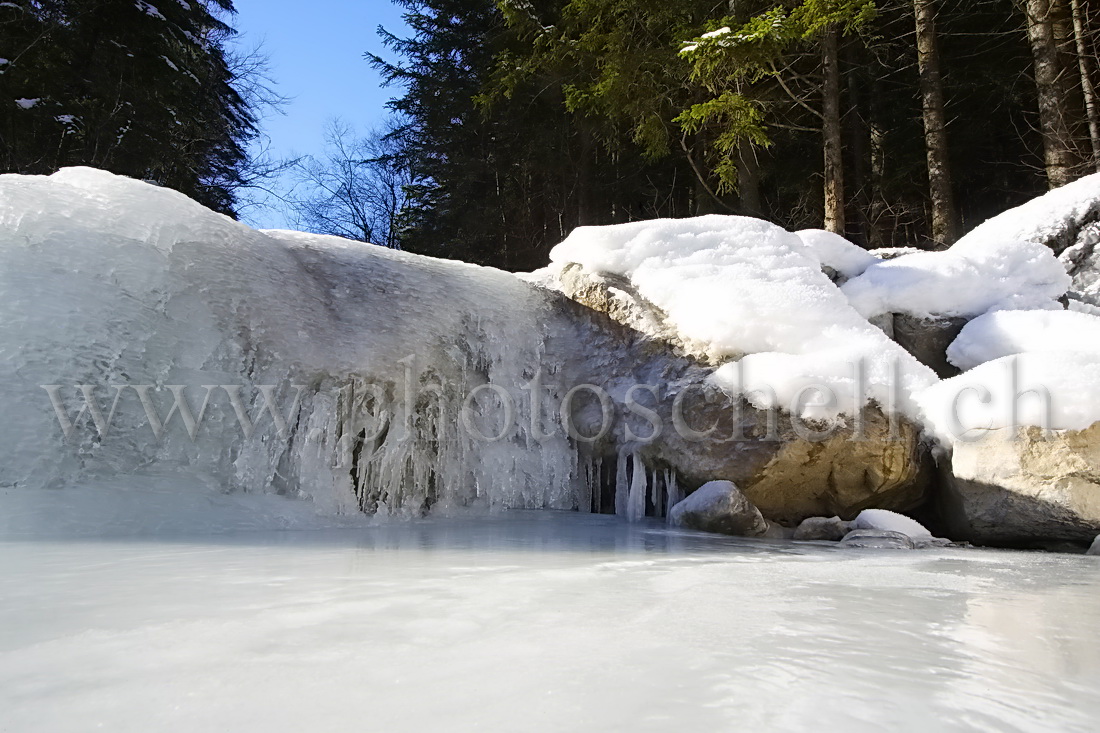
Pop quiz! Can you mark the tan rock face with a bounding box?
[735,409,929,525]
[944,423,1100,544]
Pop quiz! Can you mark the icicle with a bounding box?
[627,451,647,522]
[649,466,659,512]
[615,449,630,517]
[665,467,682,519]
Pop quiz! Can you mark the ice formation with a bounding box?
[0,168,622,520]
[548,216,938,422]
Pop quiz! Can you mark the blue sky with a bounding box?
[229,0,409,225]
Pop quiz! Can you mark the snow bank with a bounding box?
[840,238,1069,320]
[946,310,1100,371]
[795,229,877,279]
[549,216,937,422]
[918,352,1100,441]
[956,172,1100,255]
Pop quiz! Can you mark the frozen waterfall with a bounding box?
[0,168,701,525]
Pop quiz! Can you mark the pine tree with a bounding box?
[375,0,693,269]
[0,0,256,214]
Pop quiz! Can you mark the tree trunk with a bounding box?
[735,142,762,216]
[844,40,874,247]
[822,27,846,234]
[1026,0,1076,188]
[915,0,958,247]
[1070,0,1100,171]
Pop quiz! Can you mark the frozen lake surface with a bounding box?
[1,511,1098,732]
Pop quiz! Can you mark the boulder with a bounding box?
[839,529,916,550]
[668,480,768,537]
[1088,536,1100,556]
[846,508,953,548]
[890,313,967,379]
[793,516,851,542]
[942,424,1100,544]
[556,265,933,526]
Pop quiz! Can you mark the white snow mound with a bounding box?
[549,216,938,422]
[796,229,878,279]
[918,351,1100,442]
[956,172,1100,254]
[947,309,1100,371]
[852,509,931,538]
[841,237,1069,320]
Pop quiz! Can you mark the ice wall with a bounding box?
[0,168,619,518]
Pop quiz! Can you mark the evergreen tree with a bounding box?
[372,0,1093,265]
[0,0,255,214]
[373,0,692,270]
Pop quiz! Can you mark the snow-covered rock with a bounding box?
[840,238,1069,322]
[839,529,916,550]
[545,219,932,524]
[555,263,715,363]
[942,423,1100,545]
[548,216,938,423]
[851,508,931,538]
[836,224,1069,378]
[1060,221,1100,307]
[957,172,1100,256]
[667,480,768,537]
[918,352,1100,444]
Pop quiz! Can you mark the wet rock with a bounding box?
[761,521,796,540]
[793,516,852,542]
[668,480,769,537]
[839,529,916,550]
